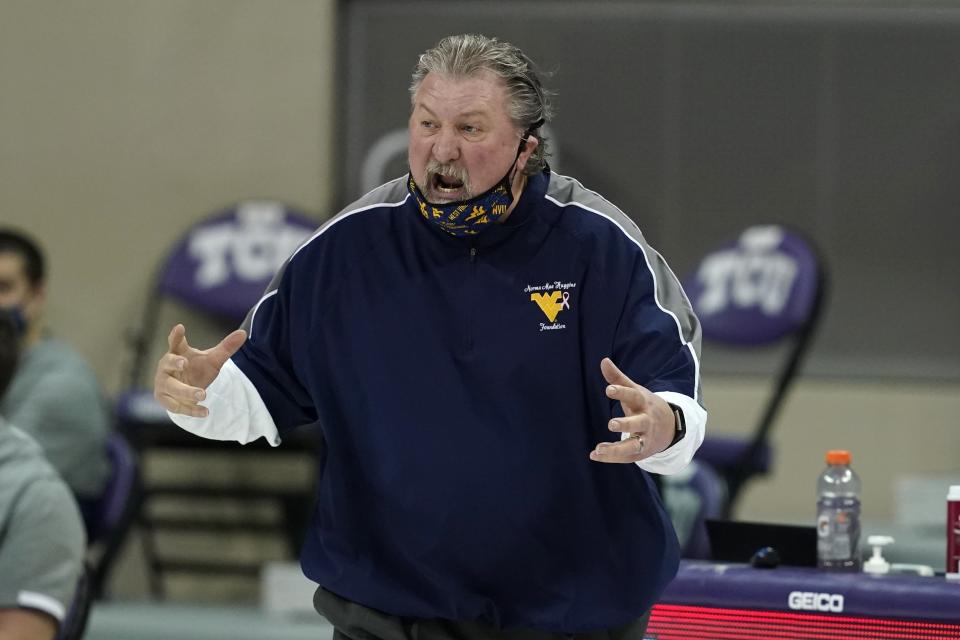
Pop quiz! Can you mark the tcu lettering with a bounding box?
[189,202,311,288]
[787,591,845,613]
[696,226,798,316]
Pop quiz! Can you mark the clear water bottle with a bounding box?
[816,450,862,571]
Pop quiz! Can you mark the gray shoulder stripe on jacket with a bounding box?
[241,177,410,336]
[545,173,702,402]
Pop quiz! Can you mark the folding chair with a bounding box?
[661,460,726,559]
[684,225,828,519]
[86,432,140,599]
[56,563,91,640]
[114,200,320,598]
[122,199,318,395]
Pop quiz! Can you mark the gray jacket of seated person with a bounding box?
[0,418,86,626]
[0,336,109,498]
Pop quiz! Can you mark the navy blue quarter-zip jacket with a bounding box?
[229,168,704,633]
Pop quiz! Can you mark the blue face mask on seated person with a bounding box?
[0,306,27,338]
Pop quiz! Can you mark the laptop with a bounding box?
[706,519,818,567]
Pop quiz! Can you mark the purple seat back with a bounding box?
[682,461,726,560]
[685,225,821,346]
[158,201,317,322]
[91,432,138,543]
[696,434,772,474]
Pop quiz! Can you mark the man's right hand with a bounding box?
[154,323,247,417]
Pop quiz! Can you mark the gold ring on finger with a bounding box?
[631,433,645,454]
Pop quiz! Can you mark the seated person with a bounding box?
[0,229,109,532]
[0,311,87,640]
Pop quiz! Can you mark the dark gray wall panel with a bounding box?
[341,1,960,380]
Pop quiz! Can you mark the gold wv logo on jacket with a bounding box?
[530,291,571,322]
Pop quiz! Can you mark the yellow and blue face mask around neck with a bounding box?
[407,168,514,238]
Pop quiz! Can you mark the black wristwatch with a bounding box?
[667,403,686,449]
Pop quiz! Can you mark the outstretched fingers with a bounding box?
[158,394,209,418]
[605,383,649,414]
[167,323,190,354]
[154,371,208,417]
[157,352,186,376]
[592,357,654,463]
[600,357,634,387]
[210,329,247,367]
[589,436,646,464]
[601,358,648,415]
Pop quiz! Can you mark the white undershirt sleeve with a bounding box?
[631,391,706,475]
[166,358,281,446]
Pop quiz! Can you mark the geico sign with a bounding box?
[787,591,845,612]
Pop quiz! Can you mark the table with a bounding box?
[650,560,960,639]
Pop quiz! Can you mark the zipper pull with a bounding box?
[469,246,477,263]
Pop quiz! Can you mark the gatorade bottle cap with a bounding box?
[826,450,851,465]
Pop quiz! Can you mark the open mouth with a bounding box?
[432,173,465,194]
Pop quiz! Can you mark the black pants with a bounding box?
[315,587,650,640]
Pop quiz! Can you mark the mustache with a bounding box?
[425,160,469,186]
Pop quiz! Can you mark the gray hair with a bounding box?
[410,34,554,176]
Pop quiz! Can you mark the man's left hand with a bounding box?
[589,357,675,464]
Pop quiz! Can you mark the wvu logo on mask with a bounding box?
[530,290,571,323]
